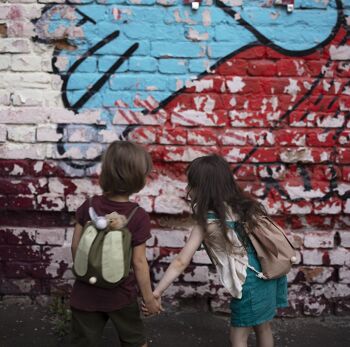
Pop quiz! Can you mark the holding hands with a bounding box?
[142,290,163,316]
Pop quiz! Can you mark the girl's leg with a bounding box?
[230,326,251,347]
[253,321,273,347]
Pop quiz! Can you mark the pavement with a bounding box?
[1,302,350,347]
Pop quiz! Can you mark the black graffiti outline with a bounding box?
[35,0,350,202]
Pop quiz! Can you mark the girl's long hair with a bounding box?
[186,154,267,247]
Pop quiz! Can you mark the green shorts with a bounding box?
[71,301,146,347]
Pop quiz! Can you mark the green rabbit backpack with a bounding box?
[73,200,138,289]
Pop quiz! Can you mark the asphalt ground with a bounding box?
[0,303,349,347]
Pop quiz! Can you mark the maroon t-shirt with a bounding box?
[70,195,151,312]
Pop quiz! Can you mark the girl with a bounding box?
[70,141,161,347]
[151,154,288,347]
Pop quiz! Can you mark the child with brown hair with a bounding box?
[149,154,288,347]
[70,140,161,347]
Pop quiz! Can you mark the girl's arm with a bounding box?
[71,223,83,260]
[154,225,204,297]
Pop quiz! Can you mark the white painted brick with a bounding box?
[12,90,43,106]
[339,267,350,283]
[146,234,156,247]
[42,91,63,107]
[322,283,350,299]
[7,21,35,38]
[0,73,51,89]
[130,194,153,213]
[50,143,105,160]
[36,124,63,142]
[340,231,350,247]
[299,266,333,283]
[153,229,190,248]
[0,55,11,70]
[304,232,334,248]
[37,0,65,3]
[49,109,104,125]
[67,126,96,142]
[159,251,178,263]
[97,128,120,143]
[51,75,63,90]
[0,142,48,159]
[344,198,350,214]
[44,243,72,267]
[66,194,86,213]
[152,267,166,282]
[0,124,6,142]
[65,228,74,243]
[11,55,42,72]
[287,267,299,283]
[0,90,11,106]
[0,5,11,19]
[0,39,30,53]
[183,266,209,282]
[0,108,50,124]
[36,228,65,245]
[146,247,160,262]
[7,125,36,142]
[154,195,190,214]
[192,249,211,264]
[329,248,350,266]
[7,0,38,5]
[73,179,102,195]
[302,250,324,265]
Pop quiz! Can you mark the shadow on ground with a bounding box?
[0,303,349,347]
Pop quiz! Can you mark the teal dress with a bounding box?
[208,214,288,327]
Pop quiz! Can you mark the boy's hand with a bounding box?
[141,292,163,316]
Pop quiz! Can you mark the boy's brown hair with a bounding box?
[99,141,152,196]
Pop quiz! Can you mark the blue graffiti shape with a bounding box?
[34,0,340,116]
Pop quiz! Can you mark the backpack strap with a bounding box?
[126,206,139,225]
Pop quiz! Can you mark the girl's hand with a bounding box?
[141,292,163,316]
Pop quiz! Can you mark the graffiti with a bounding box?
[33,0,350,207]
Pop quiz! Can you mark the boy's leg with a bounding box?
[71,308,108,347]
[108,301,147,347]
[230,326,251,347]
[253,321,274,347]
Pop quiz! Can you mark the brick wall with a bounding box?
[1,0,350,316]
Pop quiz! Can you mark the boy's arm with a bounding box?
[153,225,204,297]
[71,223,83,260]
[132,243,160,314]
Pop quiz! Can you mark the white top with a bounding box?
[205,213,248,299]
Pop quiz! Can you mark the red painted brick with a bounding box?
[274,129,306,146]
[306,129,337,147]
[0,160,29,176]
[0,246,41,261]
[0,178,47,195]
[276,59,308,77]
[343,167,350,181]
[7,195,36,210]
[213,59,248,76]
[158,127,187,145]
[247,60,277,76]
[187,128,218,145]
[237,46,266,59]
[232,165,257,181]
[313,197,343,215]
[222,147,278,163]
[336,148,350,164]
